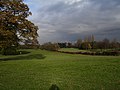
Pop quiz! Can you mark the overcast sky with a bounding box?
[24,0,120,44]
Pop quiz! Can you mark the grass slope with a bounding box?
[0,49,120,90]
[58,48,87,52]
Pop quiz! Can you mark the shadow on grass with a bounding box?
[0,54,46,61]
[19,51,31,55]
[49,84,60,90]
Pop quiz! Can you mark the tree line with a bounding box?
[40,35,120,51]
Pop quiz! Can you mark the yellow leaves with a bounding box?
[0,0,39,46]
[8,16,18,23]
[0,29,18,48]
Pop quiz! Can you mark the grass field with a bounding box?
[0,49,120,90]
[58,48,87,52]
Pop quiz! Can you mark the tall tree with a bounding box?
[110,38,119,49]
[102,38,110,49]
[75,39,82,48]
[91,34,95,49]
[0,0,38,55]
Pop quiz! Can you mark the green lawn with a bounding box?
[58,48,88,52]
[0,49,120,90]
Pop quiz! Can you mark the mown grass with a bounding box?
[0,49,120,90]
[58,48,87,52]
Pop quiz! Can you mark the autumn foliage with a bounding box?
[0,0,38,55]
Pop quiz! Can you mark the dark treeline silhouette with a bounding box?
[3,35,119,56]
[58,36,120,51]
[16,36,120,51]
[40,42,60,51]
[6,35,119,56]
[75,38,120,50]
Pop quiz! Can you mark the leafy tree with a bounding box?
[91,34,95,49]
[67,42,72,48]
[102,38,110,49]
[81,42,91,50]
[75,39,82,48]
[81,36,92,50]
[110,38,119,49]
[88,43,92,49]
[0,0,38,55]
[58,42,67,48]
[41,42,60,51]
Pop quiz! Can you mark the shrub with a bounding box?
[102,51,120,56]
[18,51,30,55]
[1,47,19,55]
[41,42,60,51]
[18,45,40,49]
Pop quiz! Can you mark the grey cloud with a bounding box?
[25,0,120,43]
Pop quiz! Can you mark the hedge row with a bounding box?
[58,51,120,56]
